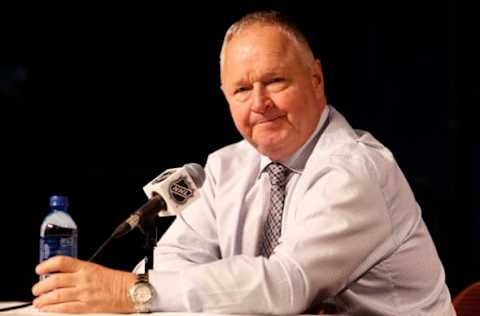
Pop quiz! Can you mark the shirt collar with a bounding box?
[258,105,330,177]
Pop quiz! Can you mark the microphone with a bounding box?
[87,163,205,262]
[111,163,205,239]
[143,162,205,216]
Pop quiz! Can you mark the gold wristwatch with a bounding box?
[128,273,154,313]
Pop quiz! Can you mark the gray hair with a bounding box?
[219,10,315,71]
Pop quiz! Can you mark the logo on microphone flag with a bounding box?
[169,176,194,204]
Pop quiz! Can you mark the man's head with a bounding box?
[220,11,327,161]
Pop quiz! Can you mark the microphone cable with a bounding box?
[0,302,33,312]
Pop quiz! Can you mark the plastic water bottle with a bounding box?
[39,195,78,269]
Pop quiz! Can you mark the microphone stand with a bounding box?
[138,213,158,271]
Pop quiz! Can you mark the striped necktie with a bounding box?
[258,162,290,257]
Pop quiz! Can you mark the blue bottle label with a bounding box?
[40,234,78,261]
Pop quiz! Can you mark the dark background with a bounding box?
[1,0,475,303]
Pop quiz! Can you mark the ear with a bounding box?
[311,59,326,100]
[311,59,323,88]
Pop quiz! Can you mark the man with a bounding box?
[32,11,456,315]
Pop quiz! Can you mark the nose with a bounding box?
[251,84,272,113]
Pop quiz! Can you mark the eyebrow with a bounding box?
[232,69,286,87]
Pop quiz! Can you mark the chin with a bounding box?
[256,144,289,161]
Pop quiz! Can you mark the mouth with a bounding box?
[255,114,286,126]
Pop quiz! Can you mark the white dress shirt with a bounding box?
[140,106,456,315]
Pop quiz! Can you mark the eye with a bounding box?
[234,86,251,94]
[267,77,287,91]
[270,77,284,83]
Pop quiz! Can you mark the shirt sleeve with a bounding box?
[149,155,395,315]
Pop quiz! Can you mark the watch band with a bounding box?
[137,273,149,283]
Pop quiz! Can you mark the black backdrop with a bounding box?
[1,0,475,303]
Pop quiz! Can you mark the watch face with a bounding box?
[134,284,153,303]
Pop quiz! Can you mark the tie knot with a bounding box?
[266,163,289,186]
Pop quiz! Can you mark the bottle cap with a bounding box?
[49,195,69,210]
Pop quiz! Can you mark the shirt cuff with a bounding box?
[149,270,186,312]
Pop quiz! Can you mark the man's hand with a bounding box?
[32,256,137,314]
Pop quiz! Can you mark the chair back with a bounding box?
[453,281,480,316]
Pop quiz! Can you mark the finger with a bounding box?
[37,301,86,314]
[33,287,80,308]
[36,256,81,275]
[32,272,76,296]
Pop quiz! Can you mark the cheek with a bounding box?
[277,89,315,119]
[272,91,299,117]
[229,104,251,135]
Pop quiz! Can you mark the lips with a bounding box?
[252,113,286,126]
